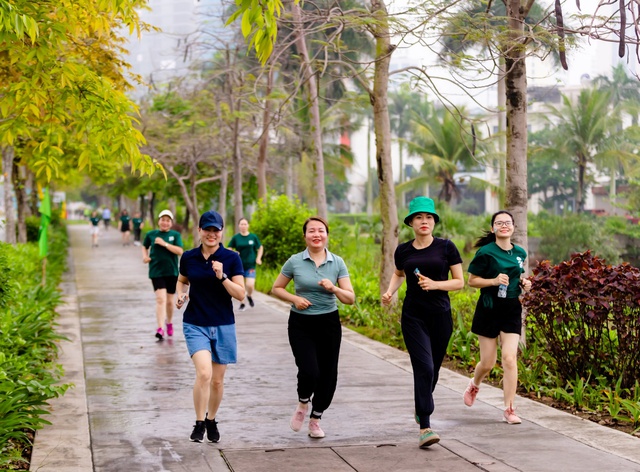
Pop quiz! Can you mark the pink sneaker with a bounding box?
[308,419,325,438]
[463,379,480,407]
[155,328,164,340]
[290,404,308,432]
[166,323,174,336]
[503,404,521,424]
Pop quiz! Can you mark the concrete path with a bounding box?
[30,224,640,471]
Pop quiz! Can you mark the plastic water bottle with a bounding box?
[497,284,507,298]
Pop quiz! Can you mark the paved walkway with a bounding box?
[30,224,640,471]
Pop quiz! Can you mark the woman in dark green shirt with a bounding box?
[463,210,532,425]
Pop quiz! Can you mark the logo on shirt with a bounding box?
[169,236,175,242]
[249,240,254,245]
[516,256,524,269]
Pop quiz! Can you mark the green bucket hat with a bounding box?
[404,196,440,226]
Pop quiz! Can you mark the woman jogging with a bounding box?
[382,196,464,449]
[228,218,263,310]
[176,210,245,443]
[272,216,355,439]
[463,210,532,424]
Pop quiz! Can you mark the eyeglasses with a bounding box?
[494,221,513,228]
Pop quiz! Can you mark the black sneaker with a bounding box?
[190,421,205,442]
[205,417,220,443]
[247,296,254,307]
[239,303,246,311]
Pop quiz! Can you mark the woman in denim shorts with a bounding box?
[176,210,245,443]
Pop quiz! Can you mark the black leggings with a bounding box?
[288,310,341,419]
[401,310,453,429]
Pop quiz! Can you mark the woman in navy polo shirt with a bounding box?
[272,216,355,439]
[176,210,245,444]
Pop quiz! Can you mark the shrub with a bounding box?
[250,194,314,268]
[531,212,621,264]
[523,250,640,389]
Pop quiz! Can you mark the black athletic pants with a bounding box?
[288,310,341,419]
[401,309,453,429]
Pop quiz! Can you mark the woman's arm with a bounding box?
[176,275,190,308]
[223,275,246,301]
[418,263,465,292]
[256,245,264,265]
[468,272,508,289]
[272,273,312,310]
[317,277,355,305]
[381,269,406,305]
[164,241,184,256]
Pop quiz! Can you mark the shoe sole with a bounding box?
[189,437,204,443]
[155,333,163,340]
[503,418,522,424]
[207,437,220,443]
[419,436,440,448]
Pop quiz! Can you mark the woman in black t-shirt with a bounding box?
[382,196,463,449]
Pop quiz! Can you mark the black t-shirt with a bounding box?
[394,238,463,314]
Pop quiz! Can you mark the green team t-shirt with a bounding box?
[468,241,526,299]
[143,229,183,278]
[90,216,101,226]
[228,233,261,270]
[132,218,143,230]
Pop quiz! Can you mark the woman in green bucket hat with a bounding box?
[382,196,464,448]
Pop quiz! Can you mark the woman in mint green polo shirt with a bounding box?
[463,210,532,425]
[272,216,355,439]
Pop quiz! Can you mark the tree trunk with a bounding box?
[13,164,28,243]
[577,155,586,213]
[367,117,373,215]
[498,57,507,208]
[370,0,398,297]
[2,146,16,244]
[149,192,156,229]
[504,0,529,266]
[286,154,295,198]
[292,2,327,219]
[257,68,273,202]
[219,164,228,223]
[233,105,243,229]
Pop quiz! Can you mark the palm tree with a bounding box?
[389,85,431,207]
[544,88,633,213]
[401,107,483,203]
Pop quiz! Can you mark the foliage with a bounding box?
[531,212,621,264]
[523,251,640,389]
[1,0,161,182]
[0,222,70,468]
[250,194,314,269]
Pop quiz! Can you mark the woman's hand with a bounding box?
[176,294,189,309]
[494,273,509,286]
[381,291,393,306]
[417,274,438,292]
[520,277,532,292]
[293,296,312,310]
[318,278,336,293]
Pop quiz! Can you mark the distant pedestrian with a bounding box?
[89,210,101,248]
[463,210,531,424]
[175,210,245,443]
[118,209,131,246]
[382,196,464,449]
[102,207,111,231]
[132,212,144,246]
[142,210,184,340]
[272,216,355,439]
[228,218,263,311]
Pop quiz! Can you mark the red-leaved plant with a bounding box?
[522,251,640,389]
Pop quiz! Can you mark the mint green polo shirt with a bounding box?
[280,248,350,315]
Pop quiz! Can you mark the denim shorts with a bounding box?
[244,268,256,278]
[183,322,237,364]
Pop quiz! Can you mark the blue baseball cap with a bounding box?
[199,210,224,230]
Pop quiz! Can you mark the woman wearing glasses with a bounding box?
[463,211,532,424]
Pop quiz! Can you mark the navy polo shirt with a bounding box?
[179,244,244,327]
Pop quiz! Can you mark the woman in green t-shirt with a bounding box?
[463,210,532,425]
